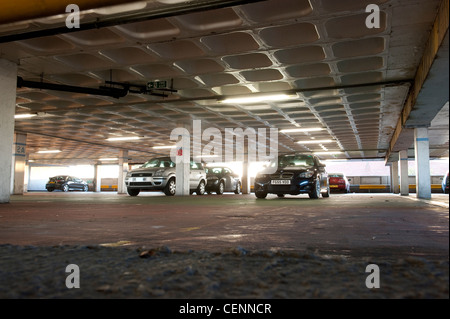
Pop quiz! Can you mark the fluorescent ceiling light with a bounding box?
[221,94,297,104]
[99,158,118,161]
[200,155,220,158]
[314,151,344,155]
[153,145,176,149]
[37,150,61,154]
[297,139,333,144]
[15,114,37,119]
[280,128,325,133]
[107,136,140,141]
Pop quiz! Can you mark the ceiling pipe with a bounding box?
[17,77,128,99]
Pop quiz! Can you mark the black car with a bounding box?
[46,175,89,192]
[254,154,330,199]
[205,166,241,195]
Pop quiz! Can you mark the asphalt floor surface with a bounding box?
[0,192,448,299]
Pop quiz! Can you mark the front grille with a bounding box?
[131,173,153,177]
[129,182,153,186]
[270,172,294,179]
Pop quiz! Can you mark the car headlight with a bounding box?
[299,171,314,178]
[154,169,165,177]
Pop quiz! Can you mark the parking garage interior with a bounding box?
[0,0,448,300]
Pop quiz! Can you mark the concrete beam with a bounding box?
[0,0,143,25]
[386,0,449,162]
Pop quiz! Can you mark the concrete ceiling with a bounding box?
[0,0,448,165]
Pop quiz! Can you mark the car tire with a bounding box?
[308,179,320,199]
[62,184,69,192]
[164,178,176,196]
[83,185,89,192]
[234,182,241,194]
[255,190,268,199]
[127,188,140,196]
[196,180,206,195]
[217,181,225,195]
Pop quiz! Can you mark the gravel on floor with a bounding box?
[0,244,448,299]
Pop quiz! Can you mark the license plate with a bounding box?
[330,185,338,188]
[271,180,291,185]
[49,181,55,184]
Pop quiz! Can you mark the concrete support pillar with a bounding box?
[390,161,399,194]
[175,123,191,196]
[94,164,101,192]
[117,150,128,194]
[242,144,251,195]
[414,127,432,199]
[399,150,409,196]
[11,133,27,195]
[0,59,18,203]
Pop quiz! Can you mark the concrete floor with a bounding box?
[0,192,448,261]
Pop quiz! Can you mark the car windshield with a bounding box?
[274,155,315,168]
[206,168,223,174]
[50,176,67,182]
[329,174,344,178]
[141,158,174,168]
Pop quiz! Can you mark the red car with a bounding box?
[329,173,350,193]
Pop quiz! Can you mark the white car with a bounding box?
[125,157,206,196]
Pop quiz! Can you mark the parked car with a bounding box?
[254,153,330,199]
[125,157,207,196]
[46,175,89,192]
[329,173,351,193]
[205,166,241,195]
[442,171,449,194]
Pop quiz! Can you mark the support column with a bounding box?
[414,127,432,199]
[242,144,250,195]
[94,163,101,192]
[0,59,18,203]
[399,150,409,196]
[391,161,399,194]
[11,133,27,195]
[117,150,128,194]
[175,123,191,196]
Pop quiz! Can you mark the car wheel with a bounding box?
[47,188,54,192]
[234,182,241,194]
[196,180,206,195]
[127,188,140,196]
[83,185,89,192]
[62,184,69,192]
[308,179,320,199]
[217,181,225,195]
[255,190,268,199]
[164,178,176,196]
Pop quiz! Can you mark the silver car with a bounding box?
[125,157,206,196]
